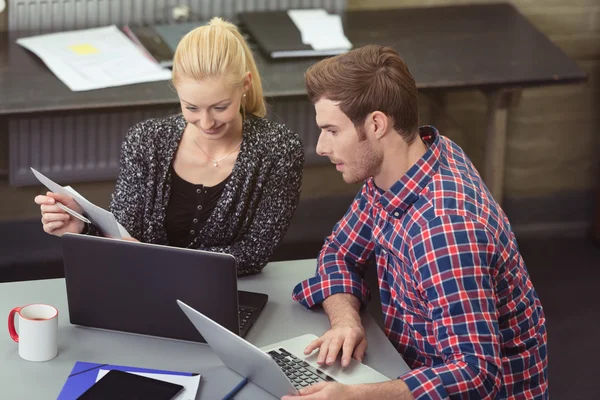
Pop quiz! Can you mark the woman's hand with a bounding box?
[34,191,85,237]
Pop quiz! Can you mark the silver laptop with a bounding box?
[177,300,390,398]
[62,233,268,343]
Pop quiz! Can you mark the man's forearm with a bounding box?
[322,293,361,325]
[354,379,415,400]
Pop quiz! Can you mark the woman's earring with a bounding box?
[243,93,247,98]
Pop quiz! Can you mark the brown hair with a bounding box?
[305,45,418,142]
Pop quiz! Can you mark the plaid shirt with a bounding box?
[292,127,548,399]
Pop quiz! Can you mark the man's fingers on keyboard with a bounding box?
[353,338,368,362]
[341,337,358,367]
[317,338,332,364]
[326,337,343,365]
[304,337,324,354]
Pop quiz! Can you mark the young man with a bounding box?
[285,45,548,400]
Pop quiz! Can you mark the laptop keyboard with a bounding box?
[268,348,336,389]
[238,306,259,332]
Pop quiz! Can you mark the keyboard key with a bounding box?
[269,350,283,359]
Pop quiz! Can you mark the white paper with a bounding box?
[287,9,330,44]
[31,167,130,239]
[16,25,172,91]
[96,369,201,400]
[287,9,352,51]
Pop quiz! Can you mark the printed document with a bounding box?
[287,9,352,51]
[16,25,172,91]
[31,167,130,239]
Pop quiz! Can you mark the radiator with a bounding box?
[10,100,323,186]
[9,107,177,185]
[8,0,347,31]
[7,0,338,185]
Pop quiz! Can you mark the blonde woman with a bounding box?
[35,18,305,276]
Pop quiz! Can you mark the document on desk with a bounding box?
[96,369,200,400]
[16,25,172,91]
[287,9,352,51]
[30,167,130,239]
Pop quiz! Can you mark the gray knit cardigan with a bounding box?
[98,113,304,276]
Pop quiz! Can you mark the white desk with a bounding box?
[0,259,409,399]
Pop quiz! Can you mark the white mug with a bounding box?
[8,304,58,362]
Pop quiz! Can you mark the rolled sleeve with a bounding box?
[292,184,375,309]
[292,270,370,309]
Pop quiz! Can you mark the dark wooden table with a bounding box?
[0,3,587,202]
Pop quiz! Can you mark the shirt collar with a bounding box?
[371,125,441,217]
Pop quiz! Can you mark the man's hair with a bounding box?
[305,45,419,142]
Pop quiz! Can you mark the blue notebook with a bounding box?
[57,361,199,400]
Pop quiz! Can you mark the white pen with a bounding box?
[56,202,92,224]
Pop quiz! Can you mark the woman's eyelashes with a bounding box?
[185,104,230,112]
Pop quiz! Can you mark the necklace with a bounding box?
[192,136,242,167]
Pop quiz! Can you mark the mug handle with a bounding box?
[8,307,21,343]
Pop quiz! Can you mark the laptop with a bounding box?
[177,300,390,398]
[62,233,268,342]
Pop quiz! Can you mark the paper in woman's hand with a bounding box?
[30,167,131,239]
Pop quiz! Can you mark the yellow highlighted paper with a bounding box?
[69,43,100,55]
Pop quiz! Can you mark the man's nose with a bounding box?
[316,132,329,157]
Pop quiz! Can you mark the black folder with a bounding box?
[238,11,351,59]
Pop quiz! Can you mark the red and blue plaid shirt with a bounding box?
[292,127,548,399]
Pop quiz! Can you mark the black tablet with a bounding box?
[76,369,184,400]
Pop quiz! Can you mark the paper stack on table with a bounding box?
[31,167,130,239]
[16,25,172,91]
[287,9,352,51]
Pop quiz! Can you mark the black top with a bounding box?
[165,167,230,248]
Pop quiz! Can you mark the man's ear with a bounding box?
[370,111,390,140]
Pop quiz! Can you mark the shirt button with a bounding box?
[190,230,195,235]
[393,212,400,217]
[193,218,198,224]
[197,205,203,210]
[196,188,202,194]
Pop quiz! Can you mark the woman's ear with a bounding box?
[243,72,252,93]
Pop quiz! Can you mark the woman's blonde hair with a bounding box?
[172,17,266,118]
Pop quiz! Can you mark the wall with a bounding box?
[348,0,600,235]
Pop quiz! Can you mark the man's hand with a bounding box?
[281,380,415,400]
[282,382,357,400]
[304,294,367,367]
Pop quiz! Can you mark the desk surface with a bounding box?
[0,3,587,116]
[0,259,409,400]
